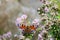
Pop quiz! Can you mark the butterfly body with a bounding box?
[24,26,31,34]
[19,24,37,34]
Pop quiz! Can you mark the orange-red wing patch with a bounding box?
[30,25,36,30]
[20,24,26,29]
[19,24,36,33]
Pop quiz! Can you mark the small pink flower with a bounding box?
[45,1,50,5]
[15,14,27,27]
[21,14,27,20]
[15,17,23,26]
[38,34,43,40]
[32,19,39,25]
[44,7,49,12]
[16,17,22,23]
[6,31,12,38]
[33,19,39,23]
[3,34,7,38]
[38,34,42,38]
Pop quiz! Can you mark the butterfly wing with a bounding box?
[19,24,36,34]
[19,24,26,30]
[30,25,36,30]
[29,25,36,33]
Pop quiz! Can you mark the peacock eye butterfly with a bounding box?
[19,24,37,34]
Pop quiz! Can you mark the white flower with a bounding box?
[19,35,25,40]
[14,34,18,37]
[37,8,40,10]
[50,38,54,40]
[54,4,58,8]
[25,38,30,40]
[38,34,43,40]
[38,34,42,38]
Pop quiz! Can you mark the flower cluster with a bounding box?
[0,31,12,40]
[15,14,40,27]
[15,14,27,27]
[37,0,60,40]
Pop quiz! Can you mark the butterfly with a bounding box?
[19,24,37,34]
